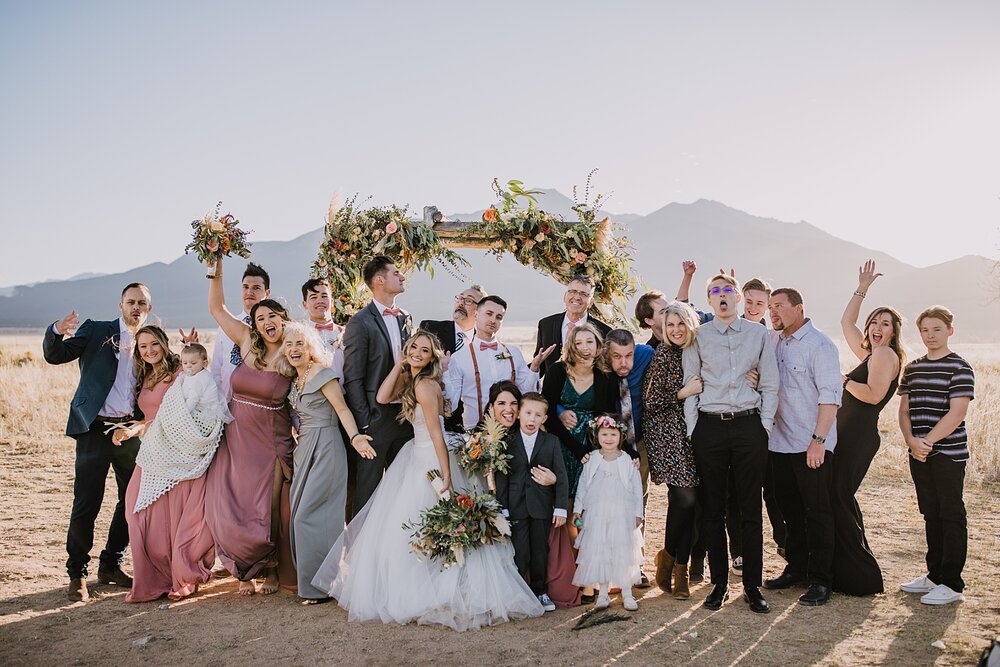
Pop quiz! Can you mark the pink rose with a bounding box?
[575,251,587,264]
[385,222,398,234]
[206,240,220,252]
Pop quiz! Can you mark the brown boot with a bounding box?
[67,577,89,602]
[672,563,690,600]
[655,550,675,592]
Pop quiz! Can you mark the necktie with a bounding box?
[231,315,251,366]
[479,341,498,351]
[619,377,636,448]
[383,307,401,317]
[565,321,575,342]
[315,321,335,331]
[455,330,465,352]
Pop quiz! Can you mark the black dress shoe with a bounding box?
[636,572,652,589]
[763,571,805,590]
[703,584,728,610]
[743,586,770,614]
[580,593,596,604]
[798,584,831,606]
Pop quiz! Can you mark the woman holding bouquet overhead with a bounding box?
[312,330,543,631]
[204,254,296,596]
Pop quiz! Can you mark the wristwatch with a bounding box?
[811,433,827,445]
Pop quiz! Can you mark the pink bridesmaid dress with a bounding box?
[125,371,215,602]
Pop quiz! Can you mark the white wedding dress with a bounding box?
[311,404,544,631]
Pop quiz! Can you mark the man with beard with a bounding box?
[420,285,487,432]
[44,283,154,601]
[534,275,610,376]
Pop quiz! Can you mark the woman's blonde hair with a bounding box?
[280,321,334,376]
[132,325,180,397]
[660,300,700,349]
[561,322,609,373]
[862,306,906,370]
[397,329,446,424]
[248,299,292,371]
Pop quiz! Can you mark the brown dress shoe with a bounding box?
[97,566,133,587]
[68,578,89,601]
[655,550,675,593]
[672,563,690,600]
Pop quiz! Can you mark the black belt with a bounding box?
[698,408,759,421]
[97,415,134,424]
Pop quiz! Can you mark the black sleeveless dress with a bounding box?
[831,356,897,595]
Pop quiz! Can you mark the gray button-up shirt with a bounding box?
[769,320,843,454]
[682,316,779,437]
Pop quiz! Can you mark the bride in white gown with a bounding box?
[312,330,543,631]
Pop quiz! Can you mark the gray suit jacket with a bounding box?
[342,301,412,431]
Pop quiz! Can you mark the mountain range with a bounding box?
[2,190,997,342]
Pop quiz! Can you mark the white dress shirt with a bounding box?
[372,298,402,362]
[99,318,137,418]
[444,336,539,430]
[211,310,248,401]
[315,321,346,380]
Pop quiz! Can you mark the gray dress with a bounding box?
[289,366,349,599]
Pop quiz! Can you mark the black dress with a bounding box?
[831,356,897,595]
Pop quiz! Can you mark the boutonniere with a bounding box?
[494,351,512,361]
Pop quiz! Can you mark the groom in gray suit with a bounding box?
[343,255,414,516]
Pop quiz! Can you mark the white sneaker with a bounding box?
[920,584,964,606]
[622,594,638,612]
[900,575,937,594]
[593,594,611,610]
[731,556,743,574]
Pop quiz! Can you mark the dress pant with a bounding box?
[909,454,967,592]
[66,420,140,578]
[726,470,742,560]
[353,404,413,517]
[770,450,835,587]
[512,516,550,595]
[691,413,768,588]
[763,461,787,549]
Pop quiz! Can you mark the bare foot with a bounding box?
[260,569,279,595]
[238,580,257,596]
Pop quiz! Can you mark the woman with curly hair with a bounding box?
[312,330,544,631]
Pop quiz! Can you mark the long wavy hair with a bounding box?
[248,298,292,371]
[397,329,445,424]
[131,325,180,398]
[862,306,906,370]
[562,321,609,373]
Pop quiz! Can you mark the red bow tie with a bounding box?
[479,341,499,351]
[383,307,401,317]
[315,321,335,331]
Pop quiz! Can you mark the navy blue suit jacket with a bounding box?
[43,319,129,437]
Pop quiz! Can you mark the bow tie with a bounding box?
[315,321,335,331]
[382,307,401,317]
[479,341,499,351]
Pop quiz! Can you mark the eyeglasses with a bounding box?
[454,295,479,305]
[566,289,593,299]
[709,286,737,295]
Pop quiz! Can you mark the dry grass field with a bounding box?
[1,331,998,666]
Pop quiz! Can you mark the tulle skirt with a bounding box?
[572,489,643,589]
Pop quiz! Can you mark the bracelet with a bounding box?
[350,433,363,443]
[811,433,827,445]
[853,290,866,298]
[843,377,850,389]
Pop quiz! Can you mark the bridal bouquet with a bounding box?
[403,474,511,569]
[185,202,253,278]
[451,412,512,491]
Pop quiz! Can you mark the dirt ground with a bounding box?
[1,441,997,667]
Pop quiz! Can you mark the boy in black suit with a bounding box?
[496,392,568,612]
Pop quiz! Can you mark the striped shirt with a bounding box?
[898,353,975,461]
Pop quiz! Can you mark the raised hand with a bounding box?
[719,267,736,278]
[441,350,451,373]
[55,310,80,336]
[178,327,199,344]
[529,344,557,372]
[682,260,698,277]
[858,259,883,291]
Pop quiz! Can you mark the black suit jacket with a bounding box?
[533,312,611,377]
[43,319,134,437]
[419,318,465,432]
[541,360,620,461]
[343,301,412,431]
[496,429,568,521]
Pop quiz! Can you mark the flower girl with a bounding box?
[571,414,644,611]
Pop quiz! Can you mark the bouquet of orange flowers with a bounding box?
[452,411,512,491]
[403,473,511,569]
[185,202,253,278]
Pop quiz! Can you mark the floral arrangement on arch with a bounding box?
[473,172,637,321]
[311,195,469,324]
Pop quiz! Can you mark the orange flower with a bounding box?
[482,208,498,223]
[468,444,482,459]
[221,237,231,253]
[456,494,474,510]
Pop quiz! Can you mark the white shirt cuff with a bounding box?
[553,509,567,518]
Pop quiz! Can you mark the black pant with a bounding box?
[726,469,742,559]
[770,451,835,587]
[909,454,967,592]
[352,404,413,517]
[763,459,787,549]
[512,516,550,595]
[691,413,768,588]
[66,420,139,578]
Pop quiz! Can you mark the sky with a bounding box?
[1,1,999,287]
